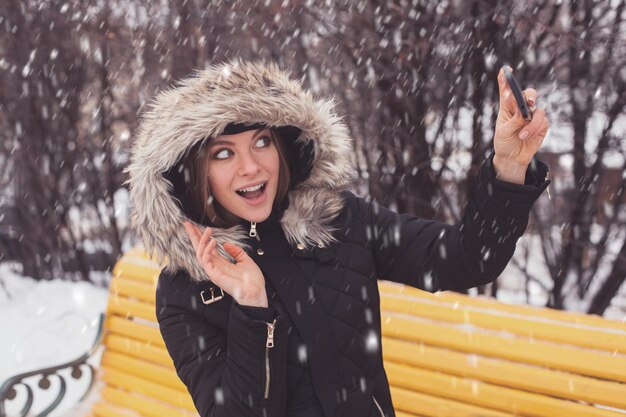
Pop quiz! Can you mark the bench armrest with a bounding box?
[0,313,105,417]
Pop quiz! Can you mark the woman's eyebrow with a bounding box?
[209,139,234,147]
[208,129,267,148]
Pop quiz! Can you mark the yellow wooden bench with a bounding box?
[2,246,626,417]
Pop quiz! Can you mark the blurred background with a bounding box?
[1,0,625,410]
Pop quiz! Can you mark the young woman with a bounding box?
[126,60,550,417]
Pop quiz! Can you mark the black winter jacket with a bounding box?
[126,60,550,417]
[155,154,549,417]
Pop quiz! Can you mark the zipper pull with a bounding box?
[266,319,276,348]
[249,222,261,241]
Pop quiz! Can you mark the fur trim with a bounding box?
[124,59,355,282]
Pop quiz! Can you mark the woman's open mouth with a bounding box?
[236,182,267,205]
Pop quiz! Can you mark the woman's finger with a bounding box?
[223,242,248,263]
[522,88,537,107]
[534,116,549,141]
[523,88,538,119]
[194,227,212,261]
[200,241,222,278]
[183,221,201,250]
[202,238,217,264]
[518,108,546,140]
[524,117,549,152]
[200,243,239,295]
[201,239,233,276]
[539,114,549,136]
[198,227,212,253]
[209,243,238,274]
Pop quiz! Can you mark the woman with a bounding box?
[126,60,550,417]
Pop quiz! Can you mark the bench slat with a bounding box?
[390,385,512,417]
[378,282,626,332]
[113,259,161,284]
[382,338,626,409]
[104,316,163,347]
[386,362,625,417]
[380,294,626,354]
[101,386,195,417]
[93,401,145,417]
[394,412,426,417]
[381,311,626,382]
[110,277,156,304]
[107,295,156,322]
[102,351,186,392]
[104,334,172,367]
[102,367,195,412]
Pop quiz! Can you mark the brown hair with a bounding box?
[184,128,292,228]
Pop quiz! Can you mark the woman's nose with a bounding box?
[237,152,261,175]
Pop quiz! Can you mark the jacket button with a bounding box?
[317,243,324,248]
[296,243,304,250]
[257,248,265,256]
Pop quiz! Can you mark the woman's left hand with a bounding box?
[492,66,549,183]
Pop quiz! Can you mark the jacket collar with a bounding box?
[125,60,355,282]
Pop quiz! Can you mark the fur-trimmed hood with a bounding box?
[124,60,356,282]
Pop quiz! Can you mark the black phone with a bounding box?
[502,66,532,121]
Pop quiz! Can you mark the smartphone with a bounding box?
[502,66,532,121]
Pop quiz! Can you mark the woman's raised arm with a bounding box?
[348,66,551,292]
[345,153,549,292]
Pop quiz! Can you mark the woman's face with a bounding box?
[206,128,279,223]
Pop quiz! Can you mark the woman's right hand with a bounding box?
[183,221,269,308]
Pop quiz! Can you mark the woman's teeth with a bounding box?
[236,182,266,196]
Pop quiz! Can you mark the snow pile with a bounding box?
[0,263,108,417]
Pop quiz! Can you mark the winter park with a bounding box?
[1,1,626,417]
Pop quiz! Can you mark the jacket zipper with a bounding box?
[264,319,276,399]
[372,395,384,417]
[249,222,261,241]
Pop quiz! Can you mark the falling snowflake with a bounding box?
[364,329,379,352]
[297,344,307,363]
[423,270,433,291]
[214,387,224,404]
[364,307,373,324]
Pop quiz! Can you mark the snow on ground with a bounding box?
[0,263,108,417]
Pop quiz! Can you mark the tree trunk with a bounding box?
[587,240,626,316]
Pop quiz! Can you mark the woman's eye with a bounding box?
[256,136,271,147]
[214,149,231,160]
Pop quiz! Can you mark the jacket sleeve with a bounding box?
[155,270,288,417]
[347,151,550,292]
